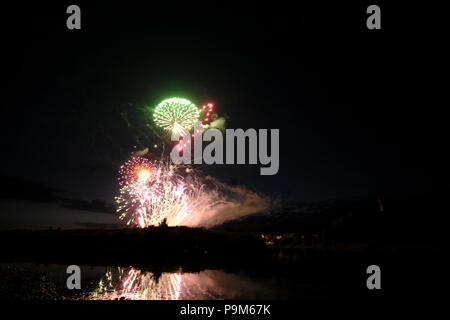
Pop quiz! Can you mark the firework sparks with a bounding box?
[153,98,200,136]
[115,155,271,229]
[116,97,268,228]
[115,156,222,227]
[118,156,153,187]
[87,267,275,300]
[199,102,214,125]
[116,157,160,227]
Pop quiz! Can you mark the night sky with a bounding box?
[1,3,437,228]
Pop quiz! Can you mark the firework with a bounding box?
[116,157,161,227]
[115,156,223,227]
[153,98,200,136]
[115,155,271,229]
[199,102,214,125]
[118,156,153,187]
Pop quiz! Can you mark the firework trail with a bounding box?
[198,102,214,126]
[115,156,271,228]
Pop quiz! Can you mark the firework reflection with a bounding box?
[87,267,274,300]
[89,267,181,300]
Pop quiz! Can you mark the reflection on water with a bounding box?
[89,268,181,300]
[87,267,276,300]
[0,262,338,300]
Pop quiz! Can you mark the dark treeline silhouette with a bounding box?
[0,225,268,270]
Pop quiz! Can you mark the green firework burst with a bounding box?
[153,98,200,134]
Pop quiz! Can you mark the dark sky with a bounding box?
[0,3,437,228]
